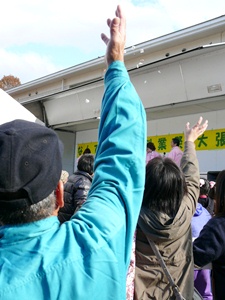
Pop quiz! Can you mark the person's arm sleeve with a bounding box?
[167,149,174,159]
[180,141,200,214]
[193,219,224,267]
[74,61,147,266]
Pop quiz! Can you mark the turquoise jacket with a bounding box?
[0,61,146,300]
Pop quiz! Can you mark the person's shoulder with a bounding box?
[177,146,183,153]
[65,173,84,187]
[67,173,78,182]
[155,151,161,157]
[200,206,212,223]
[167,148,174,155]
[75,170,92,179]
[213,216,225,223]
[203,206,211,217]
[205,216,225,230]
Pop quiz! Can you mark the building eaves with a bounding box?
[7,14,225,95]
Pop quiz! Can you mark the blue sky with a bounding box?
[0,0,224,84]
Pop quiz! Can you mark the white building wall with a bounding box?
[57,131,76,175]
[76,129,98,145]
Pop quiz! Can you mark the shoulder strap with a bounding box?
[138,223,186,300]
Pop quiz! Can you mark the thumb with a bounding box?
[101,33,109,45]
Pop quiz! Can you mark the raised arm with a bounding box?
[74,6,146,267]
[181,117,208,212]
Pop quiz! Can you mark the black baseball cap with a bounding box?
[0,119,63,209]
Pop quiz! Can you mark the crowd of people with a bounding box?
[0,5,224,300]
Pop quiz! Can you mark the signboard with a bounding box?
[77,128,225,156]
[77,142,98,157]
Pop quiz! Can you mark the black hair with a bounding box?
[147,142,156,151]
[172,137,180,147]
[199,178,210,196]
[77,154,94,175]
[208,183,216,200]
[83,148,91,154]
[142,156,187,217]
[215,170,225,217]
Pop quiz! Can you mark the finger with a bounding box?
[116,5,125,21]
[198,119,208,130]
[101,33,109,45]
[197,121,208,136]
[117,5,126,40]
[186,122,190,133]
[107,18,111,28]
[110,17,120,38]
[196,116,203,127]
[115,5,122,18]
[201,120,208,131]
[192,116,203,130]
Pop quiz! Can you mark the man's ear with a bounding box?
[55,180,64,209]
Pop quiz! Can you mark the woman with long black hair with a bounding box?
[134,117,208,300]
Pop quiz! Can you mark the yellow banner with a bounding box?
[77,142,98,157]
[147,128,225,153]
[77,128,225,156]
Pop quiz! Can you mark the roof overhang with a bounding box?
[36,42,225,132]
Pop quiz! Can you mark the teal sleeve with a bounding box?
[87,61,147,266]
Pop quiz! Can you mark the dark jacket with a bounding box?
[58,170,92,223]
[198,196,214,216]
[135,141,200,300]
[193,216,225,300]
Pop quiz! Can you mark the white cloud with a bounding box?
[2,0,223,48]
[158,0,225,27]
[0,0,224,83]
[0,49,62,83]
